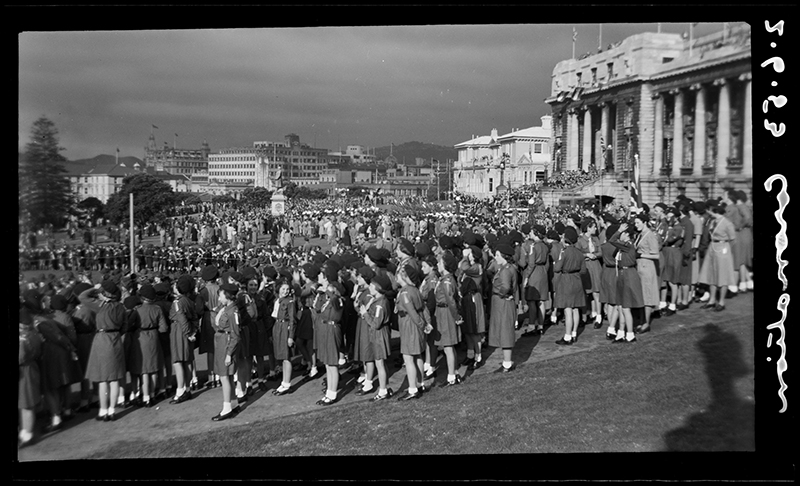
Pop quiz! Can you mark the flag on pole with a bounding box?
[630,154,641,208]
[152,124,159,129]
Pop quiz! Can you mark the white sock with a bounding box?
[108,405,116,415]
[474,354,482,362]
[571,331,577,338]
[361,379,374,391]
[98,408,108,417]
[175,387,185,398]
[668,303,676,311]
[502,361,513,369]
[659,301,667,310]
[143,394,150,402]
[616,329,625,339]
[309,366,319,377]
[221,401,232,414]
[739,281,747,292]
[626,332,635,341]
[424,362,432,372]
[378,388,388,396]
[357,375,366,383]
[700,292,710,301]
[563,333,572,342]
[51,415,62,426]
[408,386,418,394]
[325,389,337,400]
[447,373,456,383]
[280,381,291,391]
[747,280,754,290]
[590,311,597,318]
[19,430,33,442]
[117,395,125,405]
[338,357,346,366]
[607,325,616,335]
[551,313,558,323]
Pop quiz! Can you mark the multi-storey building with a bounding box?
[143,134,210,175]
[68,160,190,203]
[545,22,752,205]
[453,115,552,199]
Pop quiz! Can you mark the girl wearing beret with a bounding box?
[488,244,518,371]
[607,224,643,342]
[82,281,128,421]
[19,308,43,447]
[169,276,198,404]
[199,270,221,389]
[458,247,486,369]
[599,224,622,340]
[576,219,602,328]
[49,294,83,420]
[295,267,318,379]
[358,275,393,400]
[419,254,440,378]
[661,209,685,317]
[352,267,376,391]
[210,284,242,421]
[547,230,564,326]
[271,280,296,396]
[395,267,431,400]
[520,228,549,336]
[129,285,168,407]
[313,272,344,405]
[435,255,462,386]
[554,229,587,345]
[634,213,660,333]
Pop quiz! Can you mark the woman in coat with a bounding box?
[210,282,242,421]
[48,294,83,421]
[169,274,198,404]
[395,265,431,400]
[488,242,519,371]
[313,266,345,405]
[271,280,297,396]
[576,219,602,327]
[607,224,643,343]
[129,284,168,407]
[698,204,738,311]
[19,307,43,448]
[81,280,127,422]
[357,272,393,401]
[634,213,660,334]
[434,253,462,387]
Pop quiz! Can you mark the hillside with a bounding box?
[373,141,457,165]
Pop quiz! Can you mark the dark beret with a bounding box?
[241,266,258,282]
[323,265,339,283]
[642,203,650,213]
[278,267,294,282]
[154,283,170,296]
[123,295,142,310]
[439,235,454,250]
[564,227,579,245]
[139,284,157,301]
[533,224,547,237]
[521,223,532,235]
[220,282,240,295]
[602,213,619,225]
[421,253,438,268]
[554,222,566,235]
[71,283,92,299]
[415,242,431,258]
[606,224,620,239]
[357,265,375,282]
[495,243,514,258]
[403,263,422,287]
[386,261,397,274]
[50,294,68,311]
[371,273,392,293]
[692,201,707,213]
[263,265,278,279]
[201,265,219,282]
[655,202,669,211]
[101,279,120,296]
[230,271,246,284]
[365,247,386,266]
[177,274,195,295]
[302,263,320,280]
[312,252,328,265]
[546,229,560,240]
[441,252,459,275]
[329,281,346,296]
[398,238,415,256]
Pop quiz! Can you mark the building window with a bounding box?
[607,62,614,80]
[534,143,543,154]
[489,178,494,192]
[591,67,597,85]
[662,57,674,63]
[576,72,582,86]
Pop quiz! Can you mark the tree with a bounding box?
[239,186,273,207]
[78,196,105,221]
[19,117,73,230]
[105,173,178,225]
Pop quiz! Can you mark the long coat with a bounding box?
[488,262,518,349]
[129,302,168,375]
[85,300,127,383]
[271,295,296,361]
[211,302,240,376]
[19,323,43,409]
[169,294,197,363]
[553,245,586,309]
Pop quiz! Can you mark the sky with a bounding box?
[19,21,726,162]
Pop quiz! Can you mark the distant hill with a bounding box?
[373,141,457,165]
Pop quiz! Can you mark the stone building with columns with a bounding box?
[545,23,751,205]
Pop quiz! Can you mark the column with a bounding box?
[671,89,683,173]
[692,83,706,175]
[600,103,610,149]
[582,107,593,172]
[716,78,731,176]
[741,73,752,177]
[569,109,580,171]
[653,94,664,176]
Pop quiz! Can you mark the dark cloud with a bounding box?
[19,23,723,161]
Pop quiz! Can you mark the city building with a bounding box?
[453,115,552,199]
[346,145,377,165]
[545,22,752,206]
[68,160,190,203]
[144,134,210,175]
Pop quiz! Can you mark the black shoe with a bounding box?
[606,333,617,341]
[612,338,626,344]
[190,381,199,391]
[702,303,716,310]
[273,387,291,396]
[371,388,394,401]
[169,390,191,404]
[637,325,651,334]
[677,303,689,311]
[555,338,573,346]
[443,375,462,387]
[43,422,63,433]
[398,390,421,401]
[211,410,236,422]
[460,357,475,367]
[593,322,602,329]
[95,414,106,422]
[236,393,248,402]
[76,404,90,414]
[143,400,152,408]
[316,396,337,406]
[104,413,116,422]
[246,386,255,397]
[355,386,375,396]
[664,309,675,317]
[468,360,484,370]
[714,304,725,312]
[204,381,214,390]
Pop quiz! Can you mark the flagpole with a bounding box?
[598,24,602,51]
[689,23,694,57]
[572,26,577,59]
[658,23,662,34]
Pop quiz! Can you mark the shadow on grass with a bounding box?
[662,322,754,451]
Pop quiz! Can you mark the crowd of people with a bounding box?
[18,188,754,448]
[542,167,602,190]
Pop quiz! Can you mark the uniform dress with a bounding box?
[599,241,619,305]
[725,204,744,271]
[576,234,602,294]
[396,285,427,355]
[313,289,344,366]
[698,216,738,287]
[198,283,220,355]
[677,216,695,286]
[85,300,127,383]
[433,274,461,347]
[548,240,564,300]
[661,223,684,284]
[19,323,44,410]
[419,270,439,347]
[635,229,661,307]
[271,296,296,361]
[129,302,168,375]
[51,309,83,382]
[73,292,98,373]
[459,277,480,335]
[735,203,753,269]
[458,260,486,334]
[235,291,256,362]
[351,285,375,363]
[170,294,197,363]
[608,233,645,309]
[521,240,551,302]
[253,294,269,359]
[35,315,82,391]
[211,302,240,377]
[553,245,587,309]
[488,262,518,349]
[362,294,391,360]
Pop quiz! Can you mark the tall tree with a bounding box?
[19,117,73,230]
[105,173,178,225]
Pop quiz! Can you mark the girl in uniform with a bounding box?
[554,228,586,345]
[434,253,462,386]
[271,280,296,396]
[199,265,221,389]
[698,204,738,311]
[608,223,643,343]
[458,246,486,369]
[395,264,431,400]
[599,224,622,340]
[359,272,394,401]
[521,226,549,336]
[576,219,602,328]
[488,242,519,371]
[19,307,43,447]
[169,275,198,404]
[353,266,377,393]
[547,228,564,325]
[419,254,440,379]
[313,267,345,405]
[210,282,242,421]
[661,208,684,317]
[633,213,660,333]
[129,284,168,407]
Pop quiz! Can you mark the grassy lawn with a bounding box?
[91,313,754,459]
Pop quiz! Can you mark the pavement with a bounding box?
[17,291,755,461]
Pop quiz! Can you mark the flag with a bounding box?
[630,154,641,208]
[116,147,120,153]
[175,133,178,138]
[573,26,577,41]
[152,124,159,129]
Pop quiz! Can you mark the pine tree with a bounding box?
[19,117,73,231]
